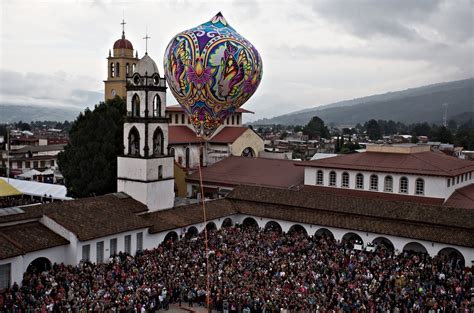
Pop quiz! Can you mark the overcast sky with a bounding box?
[1,0,472,122]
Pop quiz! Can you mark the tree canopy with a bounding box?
[302,116,330,140]
[58,97,126,198]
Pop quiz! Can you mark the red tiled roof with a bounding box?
[187,156,304,189]
[168,126,202,144]
[297,151,474,177]
[0,222,69,259]
[168,126,250,144]
[0,194,149,241]
[165,105,254,114]
[444,184,474,209]
[303,185,445,206]
[143,199,238,233]
[209,127,248,143]
[228,185,474,247]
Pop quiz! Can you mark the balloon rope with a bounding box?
[197,140,211,312]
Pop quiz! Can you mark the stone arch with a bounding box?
[437,247,465,268]
[264,221,282,233]
[164,231,178,244]
[128,126,140,156]
[153,94,161,117]
[242,217,259,228]
[315,228,334,239]
[186,226,198,238]
[372,237,394,251]
[288,224,307,235]
[241,147,255,158]
[152,127,164,156]
[27,257,52,273]
[403,242,427,254]
[131,93,140,117]
[221,218,233,228]
[206,222,217,231]
[342,232,364,245]
[110,62,115,78]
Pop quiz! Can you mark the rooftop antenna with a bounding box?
[143,26,150,55]
[442,103,449,127]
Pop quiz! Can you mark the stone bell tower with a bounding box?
[104,19,139,101]
[117,47,175,211]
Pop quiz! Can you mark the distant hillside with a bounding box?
[0,90,103,123]
[252,78,474,126]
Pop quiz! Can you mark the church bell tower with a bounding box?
[117,45,175,211]
[104,19,139,101]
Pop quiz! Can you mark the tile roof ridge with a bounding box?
[409,151,450,175]
[454,184,474,201]
[0,232,24,252]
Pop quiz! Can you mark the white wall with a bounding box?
[117,179,175,211]
[76,228,149,264]
[303,167,471,200]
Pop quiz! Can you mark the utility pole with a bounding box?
[442,103,449,127]
[6,126,10,182]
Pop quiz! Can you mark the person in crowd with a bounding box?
[2,224,471,312]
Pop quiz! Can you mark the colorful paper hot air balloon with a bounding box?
[164,12,263,140]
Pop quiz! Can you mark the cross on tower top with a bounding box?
[121,19,126,39]
[143,28,151,54]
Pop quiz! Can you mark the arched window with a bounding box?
[169,147,175,157]
[152,127,164,156]
[316,170,323,185]
[329,171,336,186]
[185,147,190,168]
[131,94,140,117]
[370,174,378,191]
[355,173,364,189]
[110,63,115,78]
[153,94,161,117]
[342,172,349,187]
[415,178,424,195]
[384,176,393,192]
[132,63,136,73]
[116,62,120,77]
[399,176,408,194]
[128,127,140,156]
[126,63,130,76]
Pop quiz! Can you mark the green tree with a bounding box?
[17,120,31,131]
[365,119,382,140]
[58,97,126,197]
[293,125,303,133]
[302,116,330,140]
[455,119,474,150]
[430,125,453,143]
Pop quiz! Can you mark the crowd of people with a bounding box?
[1,224,472,312]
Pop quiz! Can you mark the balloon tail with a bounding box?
[197,140,211,311]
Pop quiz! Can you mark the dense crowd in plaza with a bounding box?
[1,224,472,312]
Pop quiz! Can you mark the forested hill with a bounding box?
[251,78,474,126]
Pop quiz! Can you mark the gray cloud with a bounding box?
[1,0,472,122]
[0,70,102,109]
[311,0,465,41]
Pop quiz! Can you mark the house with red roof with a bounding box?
[165,105,264,169]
